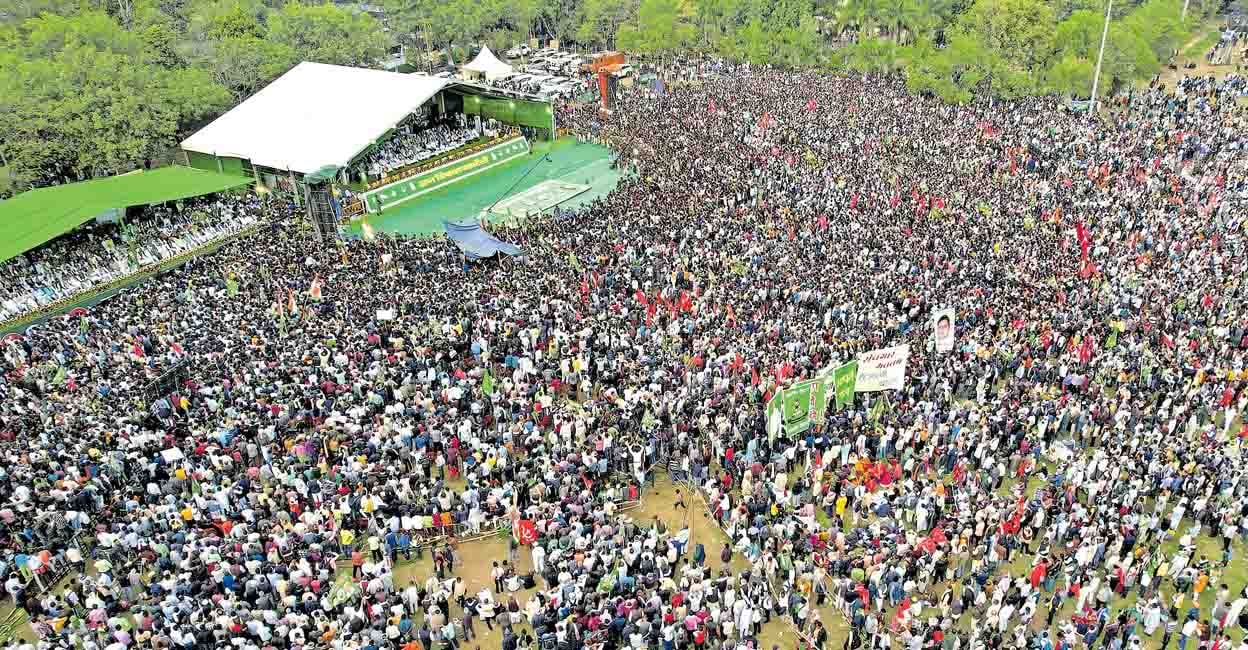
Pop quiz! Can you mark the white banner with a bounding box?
[855,344,910,392]
[933,307,955,353]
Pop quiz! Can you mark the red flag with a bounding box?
[758,112,771,131]
[731,353,744,373]
[634,289,648,306]
[1078,336,1095,364]
[751,366,760,386]
[806,98,816,112]
[850,193,859,210]
[890,193,900,208]
[708,97,716,114]
[817,213,828,231]
[679,291,693,313]
[516,520,538,545]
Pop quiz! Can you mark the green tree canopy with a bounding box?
[267,2,388,67]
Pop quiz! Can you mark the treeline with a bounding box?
[0,0,1222,191]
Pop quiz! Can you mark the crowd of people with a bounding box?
[356,122,480,183]
[1,62,1247,650]
[0,195,265,325]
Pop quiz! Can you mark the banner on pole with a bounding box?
[765,375,833,437]
[855,345,910,392]
[833,360,857,408]
[516,519,538,545]
[933,308,955,353]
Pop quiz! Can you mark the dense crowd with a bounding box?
[1,64,1248,650]
[357,123,480,182]
[0,195,264,324]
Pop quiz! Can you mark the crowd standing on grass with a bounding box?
[2,62,1248,650]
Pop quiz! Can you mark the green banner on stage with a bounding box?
[362,136,529,213]
[833,360,857,409]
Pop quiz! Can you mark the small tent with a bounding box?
[462,47,513,81]
[443,220,522,260]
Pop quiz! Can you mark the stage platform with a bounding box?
[355,137,621,236]
[490,180,591,220]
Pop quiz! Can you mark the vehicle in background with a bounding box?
[505,44,531,58]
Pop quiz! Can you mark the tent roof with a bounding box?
[443,220,522,260]
[0,166,252,262]
[463,47,512,76]
[181,62,449,175]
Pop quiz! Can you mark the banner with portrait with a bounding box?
[932,308,955,353]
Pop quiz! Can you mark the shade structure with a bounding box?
[180,62,449,175]
[443,220,522,260]
[0,166,253,262]
[462,47,513,81]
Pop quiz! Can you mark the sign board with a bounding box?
[855,345,910,392]
[833,360,857,408]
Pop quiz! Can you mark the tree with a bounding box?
[950,0,1056,73]
[578,0,641,50]
[205,35,296,96]
[267,2,389,67]
[617,0,690,57]
[1044,53,1094,95]
[0,11,230,183]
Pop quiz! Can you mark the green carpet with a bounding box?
[357,137,620,237]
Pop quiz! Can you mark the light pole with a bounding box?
[1089,0,1113,112]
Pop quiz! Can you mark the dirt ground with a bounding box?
[383,475,809,649]
[1158,24,1244,89]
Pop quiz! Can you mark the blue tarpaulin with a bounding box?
[443,220,523,260]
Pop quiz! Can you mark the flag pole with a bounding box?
[1089,0,1113,112]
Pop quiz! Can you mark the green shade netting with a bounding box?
[0,166,253,262]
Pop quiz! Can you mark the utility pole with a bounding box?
[1089,0,1113,112]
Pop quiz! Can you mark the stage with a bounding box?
[355,137,621,236]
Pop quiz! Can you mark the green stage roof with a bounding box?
[0,166,253,262]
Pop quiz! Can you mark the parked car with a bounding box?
[505,44,531,58]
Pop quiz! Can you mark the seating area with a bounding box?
[355,123,481,183]
[0,194,264,324]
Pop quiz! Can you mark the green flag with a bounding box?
[833,361,857,409]
[225,275,239,296]
[482,368,494,395]
[52,365,66,386]
[568,251,581,271]
[1105,328,1118,349]
[868,394,890,424]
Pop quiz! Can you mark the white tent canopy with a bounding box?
[181,62,449,175]
[462,47,513,81]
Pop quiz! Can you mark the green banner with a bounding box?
[362,137,529,213]
[833,360,857,409]
[772,376,831,437]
